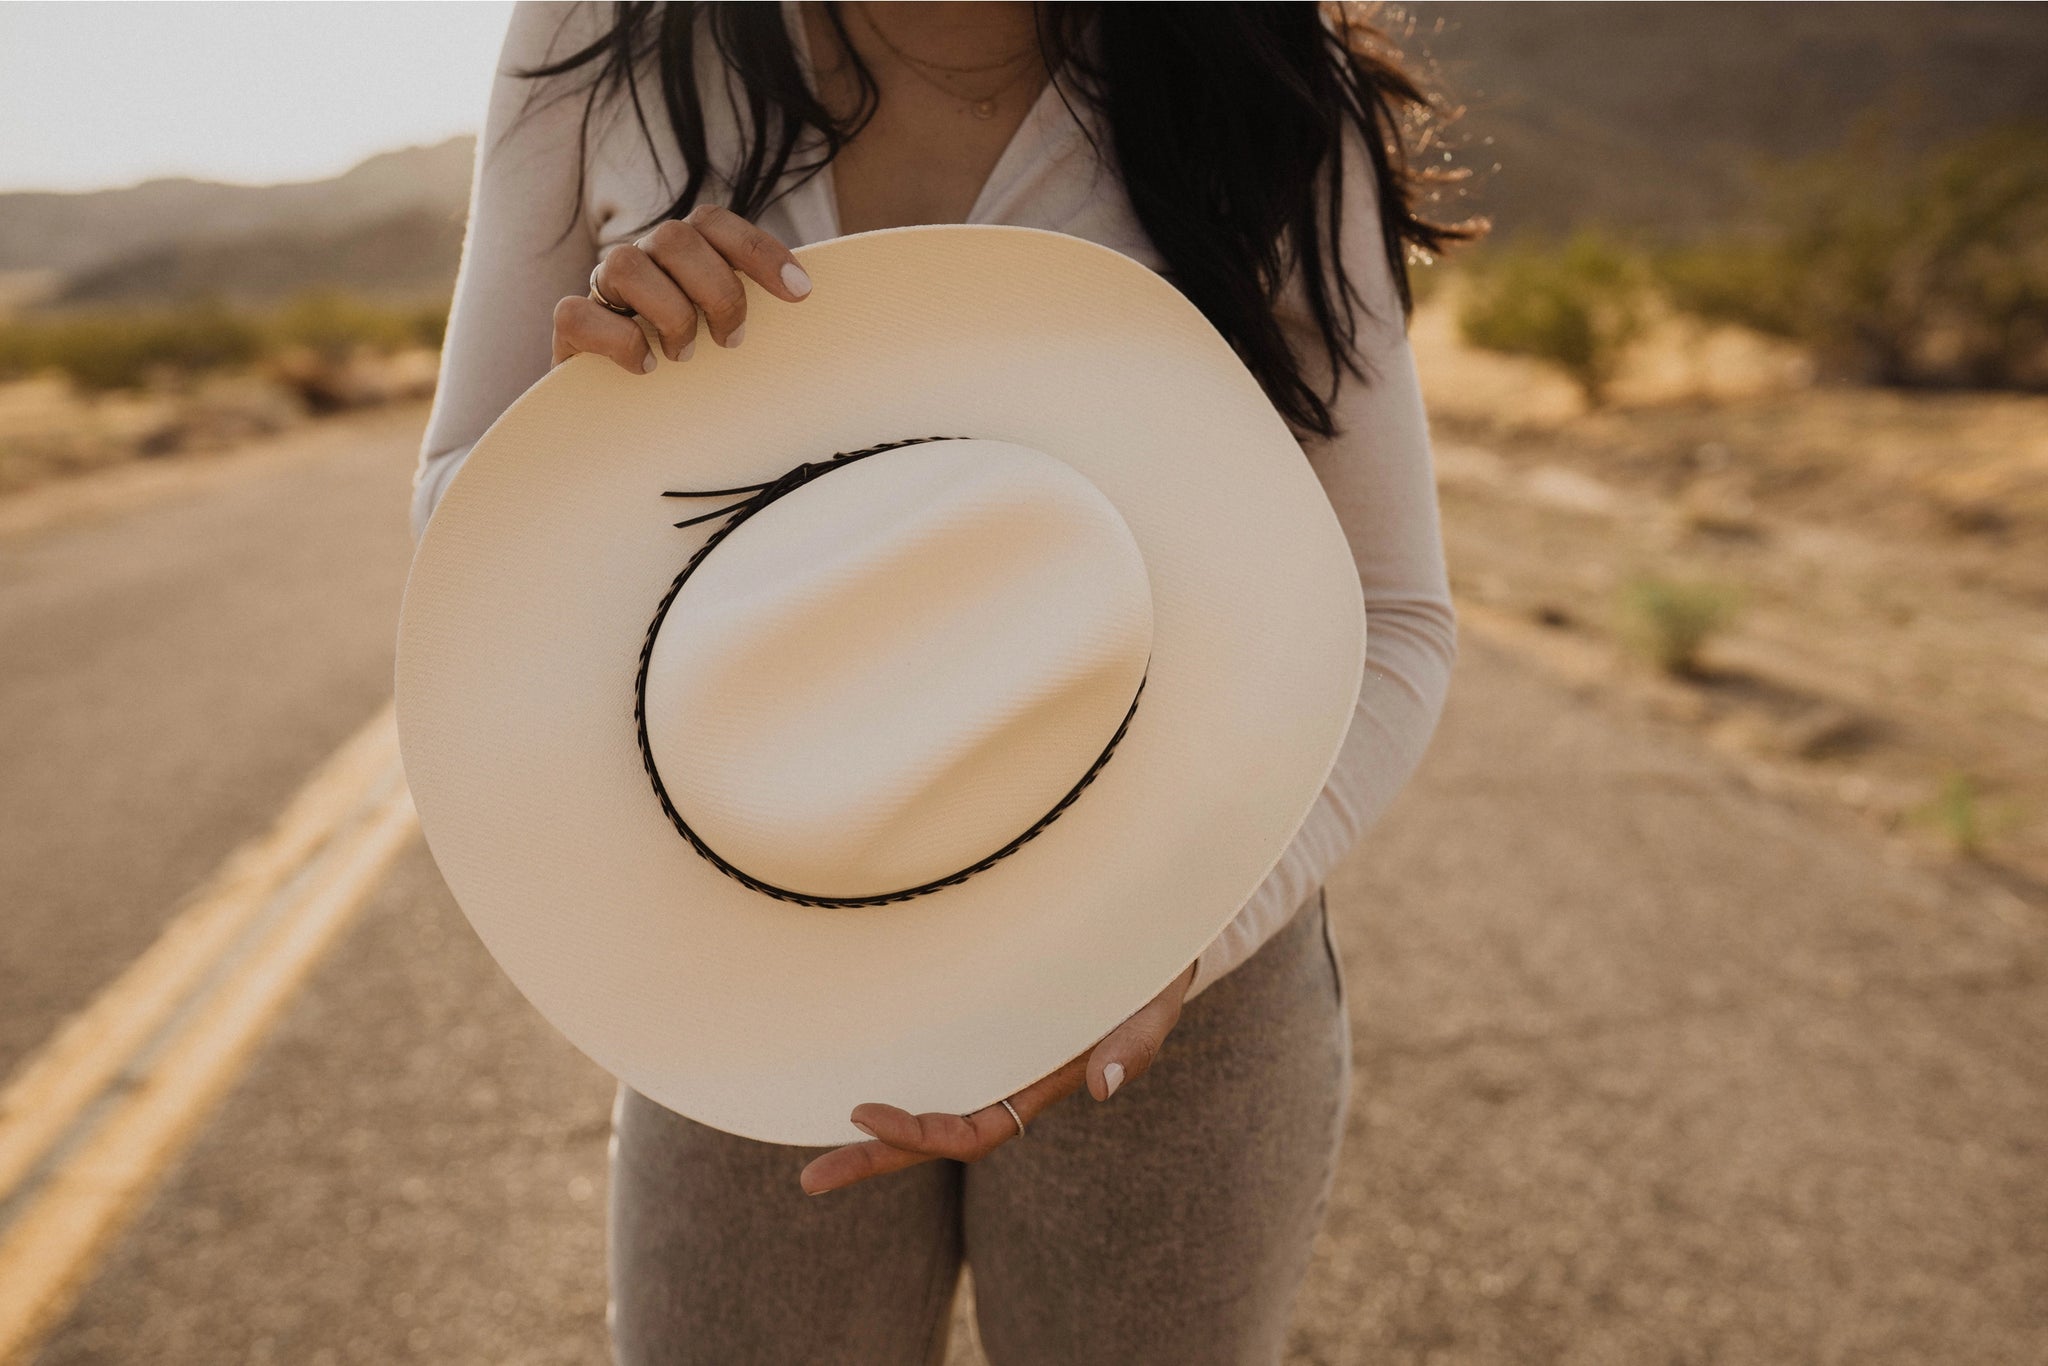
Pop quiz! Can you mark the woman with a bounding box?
[412,3,1469,1361]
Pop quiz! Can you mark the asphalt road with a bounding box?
[0,407,421,1077]
[9,406,2045,1364]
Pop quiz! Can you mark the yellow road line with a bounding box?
[0,710,418,1364]
[0,703,398,1204]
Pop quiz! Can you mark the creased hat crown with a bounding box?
[641,438,1154,901]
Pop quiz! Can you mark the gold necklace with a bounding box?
[852,3,1046,120]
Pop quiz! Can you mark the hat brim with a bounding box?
[395,224,1365,1146]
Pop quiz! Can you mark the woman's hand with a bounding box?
[552,205,814,374]
[798,958,1201,1195]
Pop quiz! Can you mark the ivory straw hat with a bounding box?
[395,224,1365,1146]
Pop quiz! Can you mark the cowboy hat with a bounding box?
[395,224,1365,1146]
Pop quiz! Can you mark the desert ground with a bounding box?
[1413,290,2048,889]
[0,305,2040,1361]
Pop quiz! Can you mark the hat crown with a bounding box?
[641,438,1154,902]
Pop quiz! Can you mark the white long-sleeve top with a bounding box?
[410,1,1457,1003]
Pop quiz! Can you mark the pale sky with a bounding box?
[0,1,518,194]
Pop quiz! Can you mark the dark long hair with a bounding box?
[507,2,1481,439]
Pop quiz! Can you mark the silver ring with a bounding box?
[999,1098,1025,1138]
[588,262,635,317]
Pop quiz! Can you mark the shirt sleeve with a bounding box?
[409,0,611,545]
[1181,118,1459,1003]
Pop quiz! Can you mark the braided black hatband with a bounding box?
[633,435,1149,908]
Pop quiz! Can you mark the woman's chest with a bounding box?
[584,10,1165,270]
[799,9,1047,233]
[825,94,1035,234]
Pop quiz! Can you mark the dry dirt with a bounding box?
[0,349,440,495]
[1409,292,2048,888]
[11,358,2043,1366]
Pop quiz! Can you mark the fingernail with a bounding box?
[677,338,695,362]
[852,1119,877,1138]
[1102,1061,1125,1099]
[722,322,746,349]
[641,350,657,373]
[781,261,813,297]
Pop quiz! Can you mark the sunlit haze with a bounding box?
[0,1,516,194]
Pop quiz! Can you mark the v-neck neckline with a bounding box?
[783,0,1063,240]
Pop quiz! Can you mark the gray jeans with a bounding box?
[609,886,1351,1366]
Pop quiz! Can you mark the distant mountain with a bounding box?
[0,136,475,280]
[1403,1,2048,240]
[3,2,2044,312]
[45,205,468,311]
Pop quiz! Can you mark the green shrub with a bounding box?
[1912,771,2026,860]
[1920,772,1988,858]
[0,291,450,392]
[1456,229,1648,406]
[1657,123,2048,390]
[264,288,418,361]
[0,301,266,392]
[1617,574,1741,677]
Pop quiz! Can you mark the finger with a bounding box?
[806,1052,1095,1194]
[845,1104,1000,1162]
[638,218,754,349]
[850,1055,1088,1162]
[1088,961,1196,1101]
[598,243,700,361]
[799,1138,932,1196]
[1009,1052,1090,1118]
[682,203,813,304]
[552,294,654,374]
